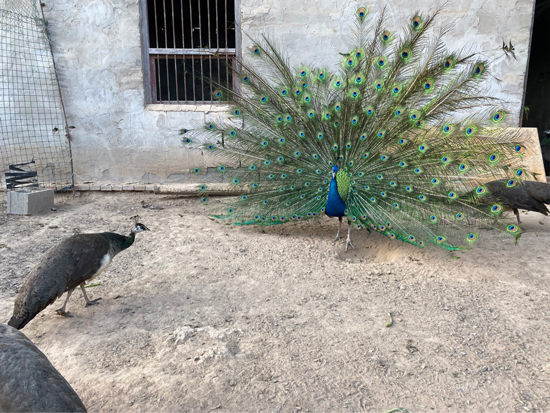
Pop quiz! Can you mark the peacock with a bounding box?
[181,6,531,251]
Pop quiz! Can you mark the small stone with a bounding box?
[51,207,57,211]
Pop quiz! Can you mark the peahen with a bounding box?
[475,179,550,224]
[8,223,149,329]
[182,7,530,251]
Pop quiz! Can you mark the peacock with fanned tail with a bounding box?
[182,6,531,251]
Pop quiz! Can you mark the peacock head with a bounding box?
[132,223,150,233]
[332,165,339,179]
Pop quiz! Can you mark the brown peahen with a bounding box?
[8,223,149,329]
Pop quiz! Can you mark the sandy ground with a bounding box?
[0,191,549,413]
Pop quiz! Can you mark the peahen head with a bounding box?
[132,223,150,233]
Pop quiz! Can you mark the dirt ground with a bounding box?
[0,191,549,413]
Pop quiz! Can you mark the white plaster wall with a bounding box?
[43,0,534,183]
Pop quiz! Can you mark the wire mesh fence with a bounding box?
[0,0,74,213]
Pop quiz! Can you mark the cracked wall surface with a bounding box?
[42,0,534,183]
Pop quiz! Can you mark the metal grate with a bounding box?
[142,0,238,104]
[0,0,74,210]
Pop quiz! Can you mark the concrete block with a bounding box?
[76,184,90,191]
[134,185,146,191]
[122,185,135,191]
[101,185,112,191]
[90,185,101,191]
[112,185,122,191]
[7,188,54,215]
[145,185,156,192]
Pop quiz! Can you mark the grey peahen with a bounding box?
[476,179,550,223]
[0,323,87,412]
[8,223,149,330]
[182,7,530,251]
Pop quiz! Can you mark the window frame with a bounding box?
[139,0,241,105]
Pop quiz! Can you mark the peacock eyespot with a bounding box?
[412,16,422,30]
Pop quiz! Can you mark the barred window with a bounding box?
[141,0,238,104]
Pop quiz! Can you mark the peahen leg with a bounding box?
[513,208,522,224]
[80,283,102,307]
[56,289,75,317]
[333,216,343,242]
[345,220,355,252]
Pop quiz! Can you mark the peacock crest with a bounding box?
[182,6,530,250]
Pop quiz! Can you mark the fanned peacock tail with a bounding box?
[182,6,531,250]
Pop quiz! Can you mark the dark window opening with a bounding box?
[143,0,237,104]
[522,0,550,174]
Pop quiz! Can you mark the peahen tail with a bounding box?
[182,6,530,250]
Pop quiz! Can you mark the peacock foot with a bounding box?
[85,297,102,307]
[55,309,74,317]
[345,238,355,252]
[333,235,341,242]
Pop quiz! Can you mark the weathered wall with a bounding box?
[42,0,535,184]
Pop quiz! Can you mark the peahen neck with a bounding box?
[124,232,136,249]
[106,231,136,255]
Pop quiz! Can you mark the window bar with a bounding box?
[225,0,229,89]
[153,0,162,102]
[180,0,187,103]
[162,0,170,102]
[188,0,196,101]
[206,0,213,103]
[150,56,158,102]
[198,0,205,103]
[215,0,221,93]
[170,0,179,103]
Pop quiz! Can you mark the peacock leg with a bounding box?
[345,220,355,252]
[55,289,75,317]
[333,216,343,242]
[513,208,522,224]
[80,283,102,307]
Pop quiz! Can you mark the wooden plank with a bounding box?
[140,0,153,104]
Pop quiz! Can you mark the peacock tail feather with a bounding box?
[182,6,530,250]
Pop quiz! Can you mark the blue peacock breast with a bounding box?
[326,177,346,217]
